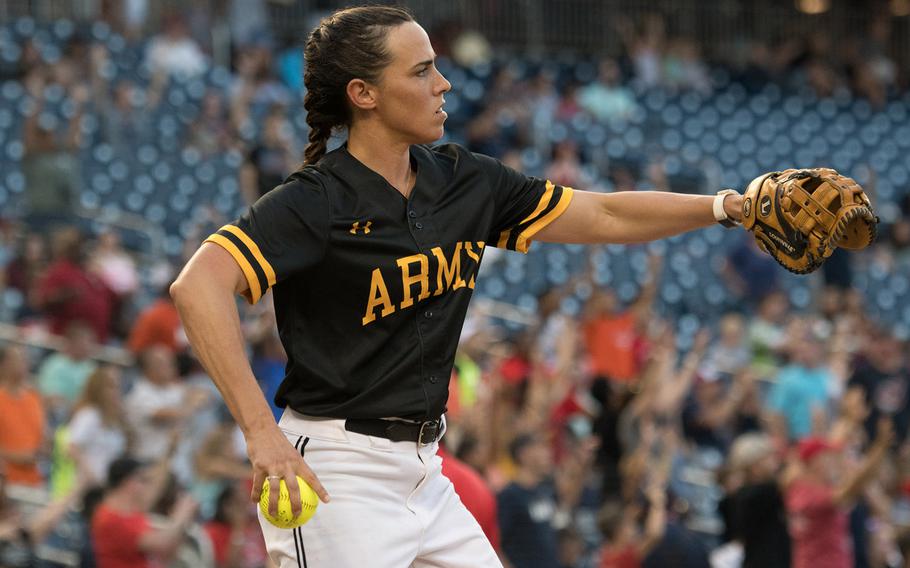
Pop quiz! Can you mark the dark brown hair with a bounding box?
[302,5,413,165]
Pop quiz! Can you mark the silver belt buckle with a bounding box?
[418,419,440,445]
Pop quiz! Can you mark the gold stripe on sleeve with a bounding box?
[219,225,277,287]
[514,186,574,253]
[516,181,556,229]
[496,181,556,250]
[204,234,262,304]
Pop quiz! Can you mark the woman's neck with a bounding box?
[105,491,140,513]
[347,123,413,195]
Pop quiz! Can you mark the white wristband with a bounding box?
[714,189,739,228]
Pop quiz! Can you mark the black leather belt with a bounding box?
[344,418,443,445]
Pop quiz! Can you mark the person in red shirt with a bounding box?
[785,420,893,568]
[203,482,269,568]
[439,444,500,551]
[91,457,198,568]
[127,286,183,354]
[36,227,113,343]
[0,345,46,486]
[597,482,667,568]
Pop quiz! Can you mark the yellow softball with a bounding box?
[259,475,319,529]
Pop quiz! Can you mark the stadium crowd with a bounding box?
[1,3,910,568]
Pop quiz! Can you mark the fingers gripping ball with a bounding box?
[260,476,319,529]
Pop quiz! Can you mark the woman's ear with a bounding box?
[346,78,377,111]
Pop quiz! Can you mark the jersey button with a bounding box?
[408,210,417,218]
[428,376,438,384]
[415,222,424,230]
[424,310,433,319]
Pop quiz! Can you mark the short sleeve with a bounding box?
[766,371,790,414]
[474,153,573,253]
[68,408,100,448]
[204,172,330,303]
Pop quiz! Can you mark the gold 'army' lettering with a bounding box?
[361,241,485,326]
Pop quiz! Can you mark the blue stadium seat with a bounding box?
[125,191,146,212]
[5,139,23,161]
[5,170,24,193]
[134,174,154,195]
[91,172,113,194]
[14,18,36,37]
[151,162,173,183]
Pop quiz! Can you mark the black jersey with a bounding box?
[205,143,573,420]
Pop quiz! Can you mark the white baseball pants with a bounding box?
[258,409,503,568]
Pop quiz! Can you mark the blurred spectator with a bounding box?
[596,485,667,568]
[230,42,290,119]
[91,456,199,568]
[21,75,85,224]
[555,82,583,123]
[683,369,758,452]
[186,90,235,156]
[0,468,92,567]
[848,330,910,445]
[440,444,501,551]
[727,433,791,568]
[36,227,113,343]
[0,345,46,486]
[747,291,789,378]
[722,234,780,304]
[250,325,286,422]
[546,140,595,190]
[192,406,249,517]
[699,313,750,380]
[885,216,910,269]
[229,0,270,47]
[144,13,207,78]
[533,285,576,372]
[4,232,48,321]
[127,286,184,354]
[203,482,269,568]
[67,366,130,486]
[662,37,711,93]
[615,14,664,88]
[239,105,299,203]
[527,70,560,150]
[90,229,139,336]
[276,39,304,95]
[785,420,893,568]
[733,40,774,93]
[577,59,637,122]
[125,346,207,462]
[498,433,563,568]
[766,322,845,442]
[99,77,161,149]
[582,254,659,384]
[36,320,97,422]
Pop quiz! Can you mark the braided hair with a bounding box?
[302,6,413,166]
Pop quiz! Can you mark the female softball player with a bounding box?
[171,6,745,567]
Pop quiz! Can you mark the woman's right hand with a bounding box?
[246,425,330,519]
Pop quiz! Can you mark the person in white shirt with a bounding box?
[144,14,207,78]
[125,346,208,463]
[68,366,129,484]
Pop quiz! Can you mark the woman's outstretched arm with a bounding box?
[534,189,744,245]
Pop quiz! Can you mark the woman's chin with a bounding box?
[412,128,445,145]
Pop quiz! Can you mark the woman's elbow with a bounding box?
[169,273,193,306]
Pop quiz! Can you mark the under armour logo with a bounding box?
[350,221,372,235]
